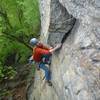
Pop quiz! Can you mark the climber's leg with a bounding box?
[39,63,51,81]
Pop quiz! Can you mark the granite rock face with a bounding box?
[28,0,100,100]
[48,0,76,46]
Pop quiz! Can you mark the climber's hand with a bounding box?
[28,56,33,64]
[49,43,62,53]
[55,43,62,50]
[29,59,33,64]
[49,47,53,49]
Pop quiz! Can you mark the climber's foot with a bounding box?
[46,80,52,86]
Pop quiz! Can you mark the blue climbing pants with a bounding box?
[39,54,51,81]
[39,63,51,81]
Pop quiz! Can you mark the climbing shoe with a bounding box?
[47,80,52,86]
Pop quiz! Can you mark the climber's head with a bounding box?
[29,38,38,46]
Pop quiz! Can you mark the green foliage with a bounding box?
[0,0,40,82]
[0,62,4,80]
[0,66,16,80]
[0,62,16,81]
[0,89,12,97]
[3,66,16,79]
[0,36,32,65]
[17,0,40,24]
[0,38,17,81]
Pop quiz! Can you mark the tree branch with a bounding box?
[0,9,13,29]
[2,31,32,50]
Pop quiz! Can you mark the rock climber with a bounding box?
[29,38,62,86]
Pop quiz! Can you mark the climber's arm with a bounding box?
[42,44,53,50]
[49,43,62,53]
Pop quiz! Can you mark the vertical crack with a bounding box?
[61,18,76,44]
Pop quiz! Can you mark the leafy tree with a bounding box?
[0,0,40,82]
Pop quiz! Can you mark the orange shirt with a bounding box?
[33,43,51,62]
